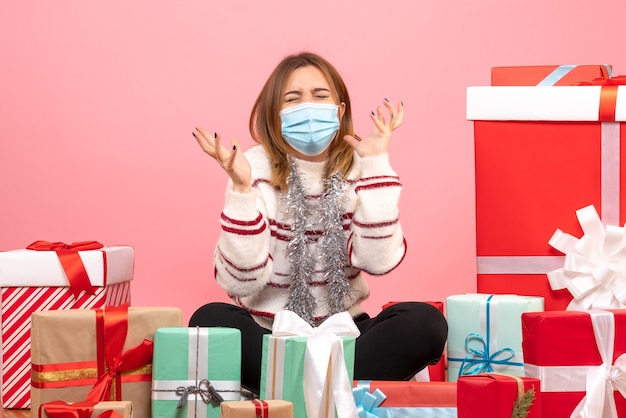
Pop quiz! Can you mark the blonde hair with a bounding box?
[248,52,357,190]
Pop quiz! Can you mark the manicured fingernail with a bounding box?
[214,132,217,138]
[384,97,390,102]
[371,111,375,116]
[401,101,404,106]
[233,145,237,150]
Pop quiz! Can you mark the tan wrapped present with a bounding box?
[30,305,182,418]
[220,400,293,418]
[38,400,133,418]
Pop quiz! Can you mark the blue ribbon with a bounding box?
[353,386,386,418]
[452,295,523,378]
[537,64,613,86]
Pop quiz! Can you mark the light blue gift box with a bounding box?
[151,327,241,418]
[446,293,543,382]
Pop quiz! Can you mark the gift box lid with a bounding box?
[466,85,626,121]
[491,64,612,86]
[0,245,134,287]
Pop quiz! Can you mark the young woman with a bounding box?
[191,51,447,394]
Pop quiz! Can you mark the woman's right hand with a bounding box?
[193,127,252,193]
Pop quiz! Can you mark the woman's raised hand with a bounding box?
[343,99,404,158]
[193,127,252,193]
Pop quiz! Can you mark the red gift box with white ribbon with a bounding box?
[0,242,134,408]
[522,309,626,417]
[467,76,626,310]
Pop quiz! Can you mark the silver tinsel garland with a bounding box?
[320,172,353,315]
[283,157,352,325]
[283,157,317,324]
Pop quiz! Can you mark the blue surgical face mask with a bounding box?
[280,102,340,156]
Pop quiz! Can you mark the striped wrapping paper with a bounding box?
[0,245,134,409]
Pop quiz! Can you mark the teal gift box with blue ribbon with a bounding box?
[446,293,544,382]
[151,327,242,418]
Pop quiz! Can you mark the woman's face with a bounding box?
[280,65,346,161]
[281,65,338,110]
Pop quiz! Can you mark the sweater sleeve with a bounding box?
[348,153,407,275]
[213,182,273,297]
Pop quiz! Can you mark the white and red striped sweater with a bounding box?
[214,145,407,329]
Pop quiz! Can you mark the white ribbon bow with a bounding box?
[272,310,361,418]
[570,311,626,418]
[547,205,626,310]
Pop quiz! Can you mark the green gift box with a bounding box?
[259,310,358,418]
[446,293,544,382]
[151,327,241,418]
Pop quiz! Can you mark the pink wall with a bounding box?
[2,1,625,324]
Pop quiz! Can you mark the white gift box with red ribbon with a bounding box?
[0,243,133,408]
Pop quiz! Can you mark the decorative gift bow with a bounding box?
[84,304,154,403]
[458,333,519,377]
[27,240,104,298]
[272,310,361,418]
[40,400,124,418]
[576,75,626,122]
[547,205,626,310]
[175,379,223,409]
[352,387,386,418]
[571,311,626,418]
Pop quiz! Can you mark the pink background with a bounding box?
[2,1,625,324]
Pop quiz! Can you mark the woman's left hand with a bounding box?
[343,99,404,157]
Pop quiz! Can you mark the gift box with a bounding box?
[467,79,626,310]
[446,294,543,382]
[491,64,612,86]
[522,309,626,417]
[30,305,182,418]
[151,327,241,418]
[457,373,540,418]
[38,400,133,418]
[220,400,293,418]
[0,242,134,409]
[354,380,457,417]
[260,310,358,418]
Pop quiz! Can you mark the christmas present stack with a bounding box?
[467,64,626,310]
[0,241,134,409]
[30,304,182,418]
[468,64,626,417]
[260,310,359,418]
[446,293,543,382]
[151,327,242,418]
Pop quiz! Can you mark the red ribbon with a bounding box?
[84,304,154,403]
[253,399,269,418]
[27,240,105,299]
[39,400,124,418]
[577,75,626,121]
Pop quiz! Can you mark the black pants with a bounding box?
[189,302,448,394]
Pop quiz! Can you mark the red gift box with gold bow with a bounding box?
[467,72,626,311]
[0,241,134,409]
[29,305,181,418]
